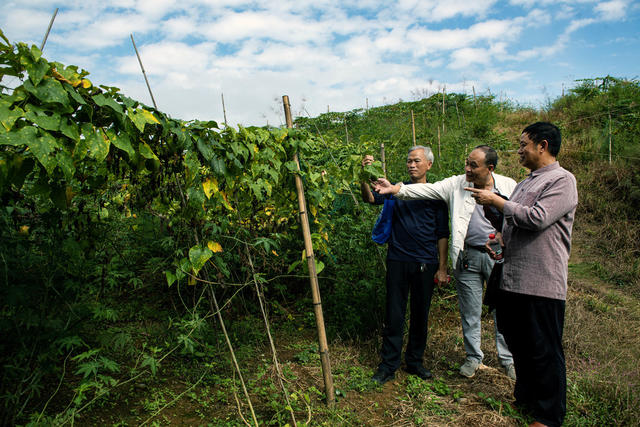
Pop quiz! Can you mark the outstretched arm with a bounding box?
[360,155,376,203]
[373,178,401,195]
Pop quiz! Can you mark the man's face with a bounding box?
[406,149,432,182]
[464,149,492,184]
[518,133,540,170]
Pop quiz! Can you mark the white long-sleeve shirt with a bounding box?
[394,174,517,268]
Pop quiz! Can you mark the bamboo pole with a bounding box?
[245,244,297,426]
[442,85,446,135]
[174,173,258,425]
[344,117,349,144]
[130,34,158,110]
[282,95,335,406]
[40,8,58,51]
[221,93,228,126]
[608,110,612,164]
[380,143,386,178]
[411,110,416,145]
[472,86,477,112]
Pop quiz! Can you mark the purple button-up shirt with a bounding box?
[501,162,578,300]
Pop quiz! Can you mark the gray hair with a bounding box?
[408,145,434,162]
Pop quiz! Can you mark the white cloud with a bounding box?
[594,0,629,20]
[0,0,637,124]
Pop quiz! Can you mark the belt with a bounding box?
[465,245,487,252]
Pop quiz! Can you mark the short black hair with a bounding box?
[473,145,498,169]
[522,122,561,157]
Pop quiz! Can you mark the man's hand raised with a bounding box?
[373,178,401,195]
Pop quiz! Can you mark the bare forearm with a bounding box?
[437,238,448,271]
[360,182,375,203]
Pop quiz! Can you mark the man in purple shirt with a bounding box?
[466,122,578,427]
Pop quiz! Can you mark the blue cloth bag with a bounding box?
[371,197,395,244]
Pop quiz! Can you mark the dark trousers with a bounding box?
[496,290,566,427]
[379,260,437,373]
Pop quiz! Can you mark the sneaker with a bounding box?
[505,363,516,380]
[372,369,395,385]
[459,359,480,378]
[404,365,433,380]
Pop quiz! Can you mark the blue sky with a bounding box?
[1,0,638,126]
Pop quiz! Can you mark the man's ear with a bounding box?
[539,139,548,152]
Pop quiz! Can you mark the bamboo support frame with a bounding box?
[380,143,386,178]
[40,8,58,51]
[411,110,416,145]
[221,93,228,126]
[282,95,335,406]
[130,34,158,110]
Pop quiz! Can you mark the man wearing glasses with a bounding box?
[466,123,577,427]
[374,145,517,380]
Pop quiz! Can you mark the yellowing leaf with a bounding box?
[271,250,278,256]
[310,205,317,218]
[141,109,160,124]
[188,275,196,286]
[220,191,234,211]
[51,68,71,85]
[202,178,218,199]
[81,79,91,88]
[207,241,223,253]
[19,225,29,235]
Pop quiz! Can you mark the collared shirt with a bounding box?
[372,182,449,263]
[501,162,578,300]
[395,173,517,267]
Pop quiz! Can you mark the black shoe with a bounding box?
[372,369,395,385]
[404,365,432,380]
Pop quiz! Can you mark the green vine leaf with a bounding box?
[81,123,109,162]
[27,131,59,175]
[23,76,70,106]
[0,101,24,131]
[188,245,213,275]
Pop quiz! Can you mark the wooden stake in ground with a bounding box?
[40,8,58,51]
[380,142,386,178]
[442,85,446,135]
[411,110,416,145]
[282,95,335,406]
[130,34,158,110]
[221,93,228,126]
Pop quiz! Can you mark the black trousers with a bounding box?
[496,290,566,427]
[379,260,437,373]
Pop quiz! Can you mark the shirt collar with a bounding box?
[529,161,559,178]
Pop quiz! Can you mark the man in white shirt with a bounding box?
[374,146,517,379]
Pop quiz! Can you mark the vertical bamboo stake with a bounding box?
[221,93,228,126]
[130,34,158,110]
[344,117,349,145]
[472,86,477,112]
[608,110,612,164]
[411,110,416,146]
[442,85,446,135]
[380,143,386,178]
[437,126,441,160]
[40,8,58,51]
[282,95,335,406]
[455,100,461,128]
[366,97,369,111]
